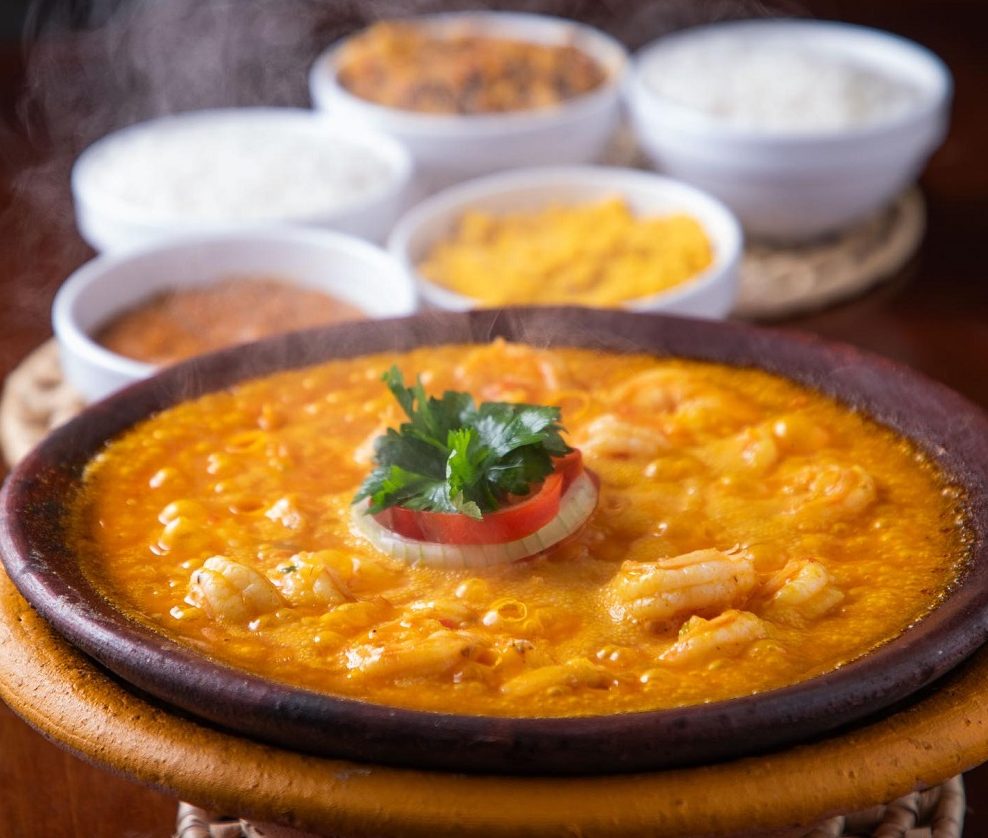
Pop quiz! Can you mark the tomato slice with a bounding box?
[374,450,584,545]
[554,449,584,487]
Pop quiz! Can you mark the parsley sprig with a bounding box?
[354,366,571,518]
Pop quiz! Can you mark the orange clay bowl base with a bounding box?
[2,563,988,838]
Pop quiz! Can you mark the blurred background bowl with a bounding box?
[388,166,742,319]
[626,20,951,241]
[309,12,628,189]
[72,108,413,251]
[52,228,416,402]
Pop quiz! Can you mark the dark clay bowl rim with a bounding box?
[3,307,988,776]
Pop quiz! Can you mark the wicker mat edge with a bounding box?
[174,775,965,838]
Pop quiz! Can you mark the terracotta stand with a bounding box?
[0,566,983,838]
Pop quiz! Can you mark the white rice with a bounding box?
[79,112,395,221]
[642,31,921,133]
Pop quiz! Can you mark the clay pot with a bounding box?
[2,307,987,775]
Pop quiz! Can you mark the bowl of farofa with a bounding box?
[2,308,988,776]
[389,166,742,317]
[309,13,628,186]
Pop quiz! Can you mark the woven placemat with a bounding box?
[0,339,84,468]
[734,189,925,321]
[175,775,965,837]
[601,128,926,321]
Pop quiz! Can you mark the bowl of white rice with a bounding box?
[72,107,414,252]
[626,19,951,241]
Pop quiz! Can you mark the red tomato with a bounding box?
[375,450,584,545]
[554,449,584,486]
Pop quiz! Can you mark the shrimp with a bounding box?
[313,548,405,595]
[771,413,830,454]
[493,638,555,680]
[761,559,844,625]
[187,555,284,622]
[786,463,877,527]
[500,657,613,698]
[659,609,767,666]
[700,415,830,475]
[454,339,566,401]
[407,598,477,629]
[273,552,352,608]
[345,629,489,679]
[698,424,780,475]
[606,368,700,413]
[606,368,759,434]
[577,414,669,460]
[264,495,305,530]
[606,547,757,625]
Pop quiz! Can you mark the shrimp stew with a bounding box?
[69,342,969,716]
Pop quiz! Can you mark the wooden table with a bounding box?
[0,0,986,834]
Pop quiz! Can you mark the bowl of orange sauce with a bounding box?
[52,227,416,402]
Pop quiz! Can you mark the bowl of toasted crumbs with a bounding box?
[389,166,741,318]
[310,13,628,187]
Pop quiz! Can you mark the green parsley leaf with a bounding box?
[353,366,572,516]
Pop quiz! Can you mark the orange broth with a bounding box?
[70,342,969,716]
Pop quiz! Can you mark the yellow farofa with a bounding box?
[418,198,714,306]
[70,342,969,717]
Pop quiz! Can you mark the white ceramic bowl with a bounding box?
[626,20,952,241]
[72,108,414,252]
[309,13,628,188]
[388,166,742,319]
[53,228,417,402]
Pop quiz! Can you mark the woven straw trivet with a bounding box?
[175,774,965,838]
[734,189,925,321]
[601,129,926,321]
[0,339,84,468]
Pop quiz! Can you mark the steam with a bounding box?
[15,0,806,172]
[8,0,365,335]
[6,0,803,346]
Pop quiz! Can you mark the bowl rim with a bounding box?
[387,165,743,312]
[71,106,414,231]
[628,18,953,146]
[51,226,417,389]
[308,11,629,136]
[4,307,988,775]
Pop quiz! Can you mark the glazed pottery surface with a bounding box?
[2,307,988,775]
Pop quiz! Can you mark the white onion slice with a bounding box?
[351,473,599,569]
